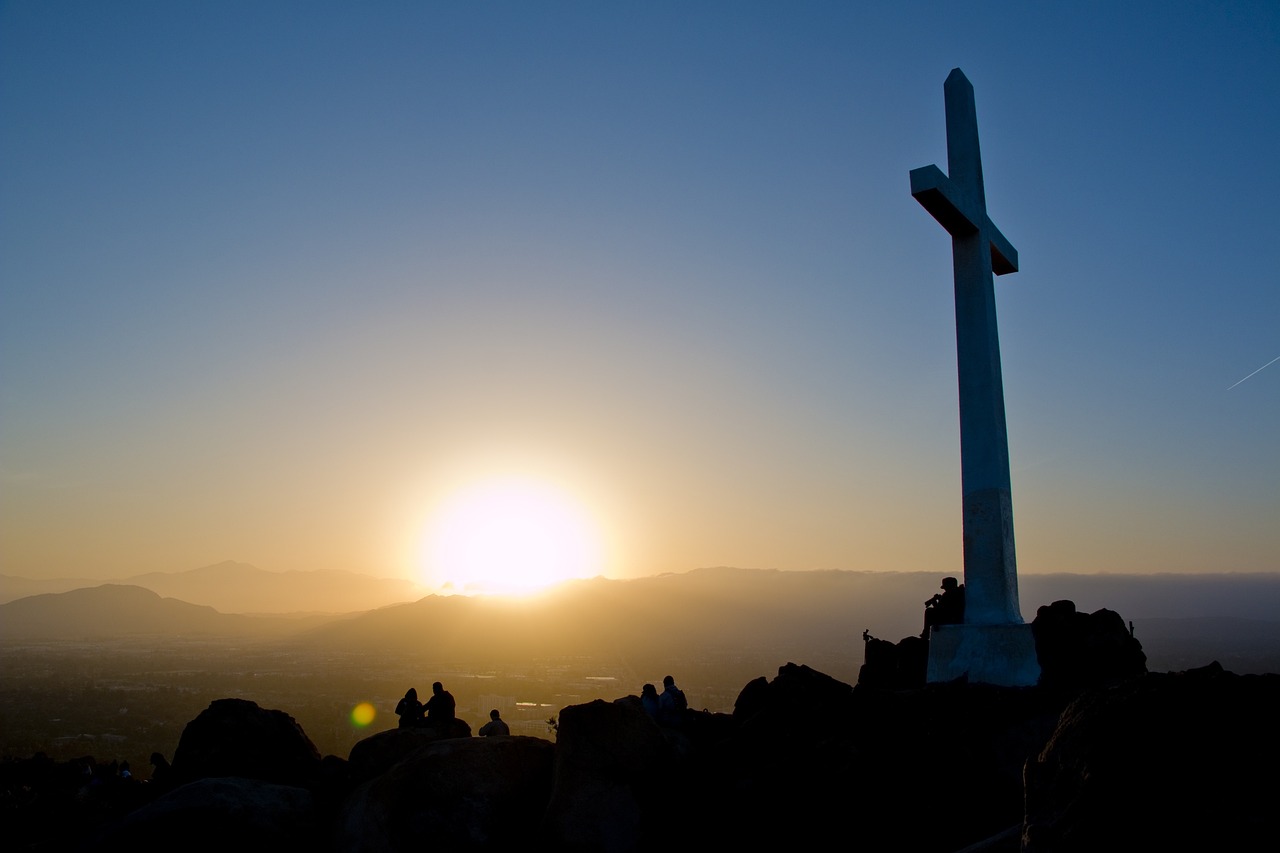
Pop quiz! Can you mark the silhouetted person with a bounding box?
[395,687,424,728]
[424,681,456,729]
[640,683,660,720]
[148,752,171,788]
[478,708,510,736]
[922,576,965,637]
[658,675,687,726]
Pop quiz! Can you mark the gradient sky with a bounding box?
[2,1,1277,586]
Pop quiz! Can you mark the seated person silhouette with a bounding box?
[424,681,456,730]
[658,675,688,726]
[922,576,965,638]
[149,752,172,788]
[478,708,510,736]
[640,683,660,720]
[395,687,424,728]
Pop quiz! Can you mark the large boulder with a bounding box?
[542,697,672,852]
[734,661,855,727]
[857,634,929,689]
[337,735,555,852]
[1024,663,1280,851]
[170,698,322,788]
[347,721,471,785]
[710,665,1065,852]
[94,777,318,850]
[1031,600,1146,691]
[699,664,863,847]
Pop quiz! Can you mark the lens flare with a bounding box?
[351,702,376,727]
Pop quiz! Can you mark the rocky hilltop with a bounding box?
[4,602,1277,852]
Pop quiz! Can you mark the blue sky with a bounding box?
[2,2,1276,589]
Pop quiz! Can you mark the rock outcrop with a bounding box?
[1024,662,1280,851]
[95,777,319,850]
[858,600,1147,693]
[542,696,673,851]
[338,735,555,853]
[13,650,1280,853]
[717,663,1063,851]
[858,631,929,689]
[346,719,473,784]
[1031,599,1147,692]
[170,697,323,788]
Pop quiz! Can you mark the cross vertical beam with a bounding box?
[911,68,1023,626]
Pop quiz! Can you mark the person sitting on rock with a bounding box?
[922,576,966,638]
[640,683,661,720]
[148,752,172,788]
[424,681,456,729]
[478,708,510,736]
[658,675,688,726]
[395,687,424,728]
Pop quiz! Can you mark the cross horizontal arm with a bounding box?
[910,165,1018,276]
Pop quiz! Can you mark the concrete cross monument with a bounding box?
[910,68,1040,686]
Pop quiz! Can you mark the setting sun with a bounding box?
[419,477,605,595]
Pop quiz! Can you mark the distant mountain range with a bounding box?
[4,566,1277,675]
[288,567,1280,673]
[0,584,345,639]
[0,560,428,614]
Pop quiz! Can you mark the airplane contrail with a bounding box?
[1227,355,1280,390]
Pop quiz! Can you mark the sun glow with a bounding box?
[420,477,605,595]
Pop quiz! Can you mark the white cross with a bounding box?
[910,68,1023,626]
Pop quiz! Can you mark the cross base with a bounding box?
[926,623,1041,687]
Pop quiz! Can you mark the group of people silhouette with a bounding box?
[391,582,962,738]
[394,674,692,736]
[641,675,688,727]
[395,681,511,736]
[389,581,963,740]
[389,581,962,732]
[395,681,458,730]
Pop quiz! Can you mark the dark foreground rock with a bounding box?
[95,777,319,851]
[10,655,1280,853]
[346,719,474,785]
[707,663,1064,851]
[859,632,929,689]
[542,697,674,851]
[1024,662,1280,852]
[170,697,323,788]
[1031,600,1147,692]
[338,735,555,853]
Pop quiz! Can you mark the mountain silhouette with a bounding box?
[292,567,1280,676]
[0,560,428,613]
[294,568,880,663]
[2,568,1276,674]
[0,584,341,639]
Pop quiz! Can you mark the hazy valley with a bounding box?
[3,565,1279,775]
